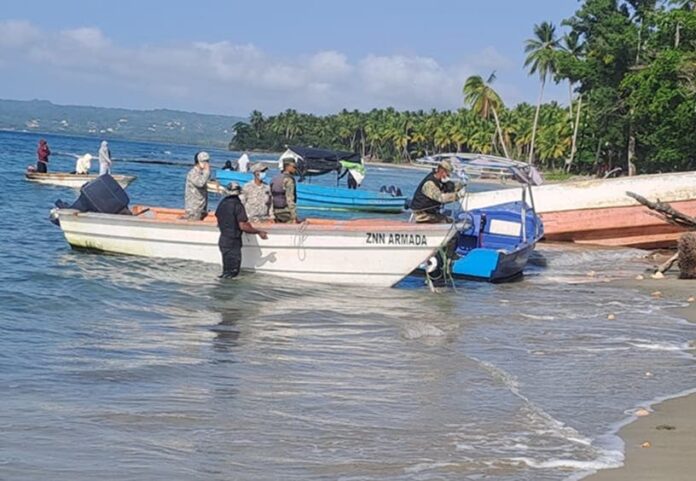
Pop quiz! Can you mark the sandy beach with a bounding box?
[585,272,696,481]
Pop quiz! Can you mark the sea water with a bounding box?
[1,131,695,481]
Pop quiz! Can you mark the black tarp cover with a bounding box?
[288,146,361,177]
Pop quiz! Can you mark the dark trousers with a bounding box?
[37,161,47,173]
[347,174,358,189]
[219,237,242,277]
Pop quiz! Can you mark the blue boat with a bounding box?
[416,153,544,283]
[212,170,407,213]
[211,147,408,213]
[449,200,543,282]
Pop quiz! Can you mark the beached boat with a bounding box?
[25,172,136,189]
[444,200,543,282]
[211,146,408,213]
[462,171,696,249]
[415,155,544,282]
[54,206,455,287]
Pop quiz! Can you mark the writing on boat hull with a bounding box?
[366,233,428,246]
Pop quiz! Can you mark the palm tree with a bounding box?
[462,72,511,158]
[524,21,560,165]
[560,31,585,172]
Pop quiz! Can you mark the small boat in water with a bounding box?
[416,153,544,282]
[54,206,455,287]
[445,200,543,282]
[26,172,136,189]
[211,147,408,213]
[463,171,696,249]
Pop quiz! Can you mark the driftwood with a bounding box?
[626,191,696,229]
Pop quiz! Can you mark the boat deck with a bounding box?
[130,205,444,233]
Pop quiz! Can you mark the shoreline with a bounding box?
[583,274,696,481]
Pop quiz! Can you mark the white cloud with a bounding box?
[0,20,519,115]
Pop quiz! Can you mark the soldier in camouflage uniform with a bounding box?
[184,151,211,220]
[271,158,298,223]
[241,163,273,222]
[410,160,465,223]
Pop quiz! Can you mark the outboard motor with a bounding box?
[52,174,131,225]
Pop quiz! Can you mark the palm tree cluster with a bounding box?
[230,102,577,170]
[231,0,696,175]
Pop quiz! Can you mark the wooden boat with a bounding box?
[209,171,407,213]
[54,206,455,287]
[462,171,696,249]
[211,146,407,213]
[25,172,136,189]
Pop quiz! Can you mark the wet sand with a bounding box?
[586,272,696,481]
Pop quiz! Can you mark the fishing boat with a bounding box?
[210,146,408,213]
[416,154,544,282]
[462,170,696,249]
[54,206,455,287]
[25,172,136,189]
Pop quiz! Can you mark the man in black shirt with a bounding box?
[215,182,268,279]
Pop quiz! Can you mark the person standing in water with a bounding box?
[184,151,211,220]
[215,182,268,279]
[98,140,112,175]
[36,139,50,173]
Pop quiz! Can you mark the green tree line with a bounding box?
[230,0,696,175]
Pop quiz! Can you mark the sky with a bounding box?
[0,0,581,117]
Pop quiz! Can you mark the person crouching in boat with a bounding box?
[410,160,466,223]
[271,158,298,223]
[36,139,50,173]
[215,182,268,279]
[242,163,273,222]
[74,153,92,175]
[184,151,211,220]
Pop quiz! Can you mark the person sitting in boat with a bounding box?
[184,151,211,220]
[271,158,298,223]
[74,153,93,175]
[338,159,366,189]
[242,163,273,222]
[237,152,250,173]
[215,181,268,279]
[98,140,112,175]
[410,160,466,223]
[36,139,51,173]
[222,160,234,171]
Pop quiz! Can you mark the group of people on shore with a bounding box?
[34,139,113,175]
[184,151,463,280]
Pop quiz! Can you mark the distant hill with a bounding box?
[0,99,245,148]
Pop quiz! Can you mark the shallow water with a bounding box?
[1,131,695,480]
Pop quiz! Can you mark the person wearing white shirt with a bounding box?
[75,153,92,175]
[237,152,250,173]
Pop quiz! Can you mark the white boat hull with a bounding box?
[25,172,136,189]
[462,171,696,248]
[463,171,696,213]
[56,206,454,287]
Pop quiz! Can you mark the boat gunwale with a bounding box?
[58,206,454,234]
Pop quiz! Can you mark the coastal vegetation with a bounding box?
[230,0,696,175]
